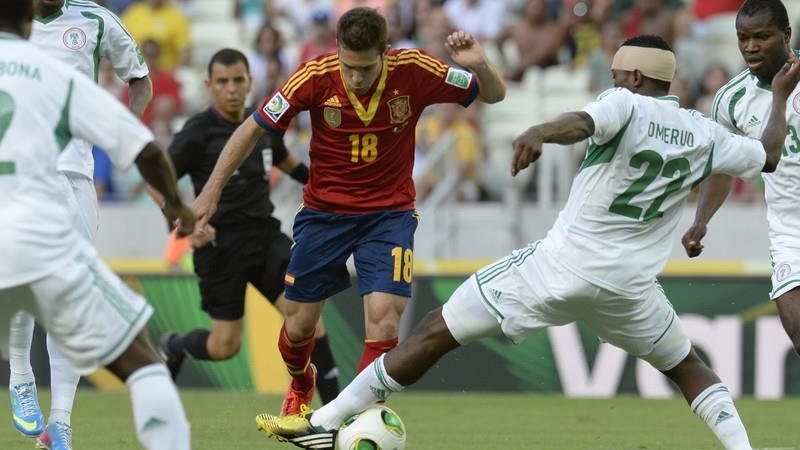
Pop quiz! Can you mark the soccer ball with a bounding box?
[335,405,406,450]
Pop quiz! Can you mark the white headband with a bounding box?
[611,46,676,82]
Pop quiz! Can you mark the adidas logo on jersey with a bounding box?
[745,115,761,129]
[324,95,342,107]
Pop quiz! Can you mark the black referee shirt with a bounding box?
[168,107,288,228]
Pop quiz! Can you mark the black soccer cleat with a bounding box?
[158,332,186,380]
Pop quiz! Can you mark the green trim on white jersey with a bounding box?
[54,80,74,151]
[80,11,105,82]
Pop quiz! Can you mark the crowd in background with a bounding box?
[88,0,800,205]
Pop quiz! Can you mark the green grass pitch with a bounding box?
[1,390,799,449]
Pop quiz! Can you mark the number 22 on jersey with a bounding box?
[350,133,378,163]
[609,149,691,221]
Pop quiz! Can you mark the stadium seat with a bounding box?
[189,0,235,21]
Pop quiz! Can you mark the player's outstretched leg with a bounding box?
[35,335,80,450]
[107,331,191,450]
[663,349,752,450]
[256,307,462,449]
[8,311,43,437]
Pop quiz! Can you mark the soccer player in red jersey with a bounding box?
[192,7,506,417]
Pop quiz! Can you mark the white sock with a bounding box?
[46,334,79,426]
[311,355,404,430]
[8,311,35,386]
[691,383,752,450]
[126,364,191,450]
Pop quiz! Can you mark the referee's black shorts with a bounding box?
[193,220,291,321]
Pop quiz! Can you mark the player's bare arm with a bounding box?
[445,31,506,104]
[127,75,153,117]
[511,111,595,176]
[192,116,266,227]
[684,55,800,257]
[136,142,195,236]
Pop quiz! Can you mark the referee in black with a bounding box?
[157,49,340,404]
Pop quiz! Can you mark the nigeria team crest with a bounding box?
[63,27,87,50]
[388,96,411,124]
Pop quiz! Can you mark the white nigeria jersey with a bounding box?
[31,0,148,178]
[712,66,800,252]
[540,88,766,296]
[0,33,153,288]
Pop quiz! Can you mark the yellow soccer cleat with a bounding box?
[255,405,335,449]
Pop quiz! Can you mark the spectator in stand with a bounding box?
[622,0,679,44]
[298,10,338,63]
[92,147,117,202]
[387,4,416,49]
[416,3,452,60]
[267,0,333,36]
[336,0,390,19]
[691,0,740,37]
[694,63,731,116]
[498,0,567,81]
[668,74,693,109]
[123,0,190,70]
[237,0,269,33]
[416,104,483,202]
[123,40,183,129]
[443,0,507,41]
[247,24,292,102]
[587,20,624,93]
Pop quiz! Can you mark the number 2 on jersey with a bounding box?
[350,133,378,163]
[609,150,690,221]
[0,91,16,175]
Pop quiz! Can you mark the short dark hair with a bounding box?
[336,7,388,54]
[0,0,33,32]
[620,35,673,91]
[207,48,250,78]
[621,34,673,52]
[738,0,790,31]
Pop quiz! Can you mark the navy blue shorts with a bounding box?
[284,207,419,302]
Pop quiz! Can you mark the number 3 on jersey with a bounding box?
[391,246,413,283]
[350,133,378,163]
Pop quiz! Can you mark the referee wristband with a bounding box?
[290,163,309,184]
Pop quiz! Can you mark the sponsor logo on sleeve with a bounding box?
[263,92,290,122]
[445,67,472,89]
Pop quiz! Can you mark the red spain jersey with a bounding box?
[253,48,479,214]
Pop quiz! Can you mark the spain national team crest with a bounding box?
[63,27,87,51]
[387,95,411,124]
[324,107,341,128]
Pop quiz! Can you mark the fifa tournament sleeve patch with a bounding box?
[445,67,473,89]
[263,92,290,122]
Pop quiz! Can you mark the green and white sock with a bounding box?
[311,355,404,430]
[127,364,191,450]
[691,383,751,450]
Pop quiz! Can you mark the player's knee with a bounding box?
[284,319,317,342]
[208,334,241,360]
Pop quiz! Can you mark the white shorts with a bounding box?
[0,240,152,375]
[58,171,98,242]
[769,249,800,299]
[443,242,691,371]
